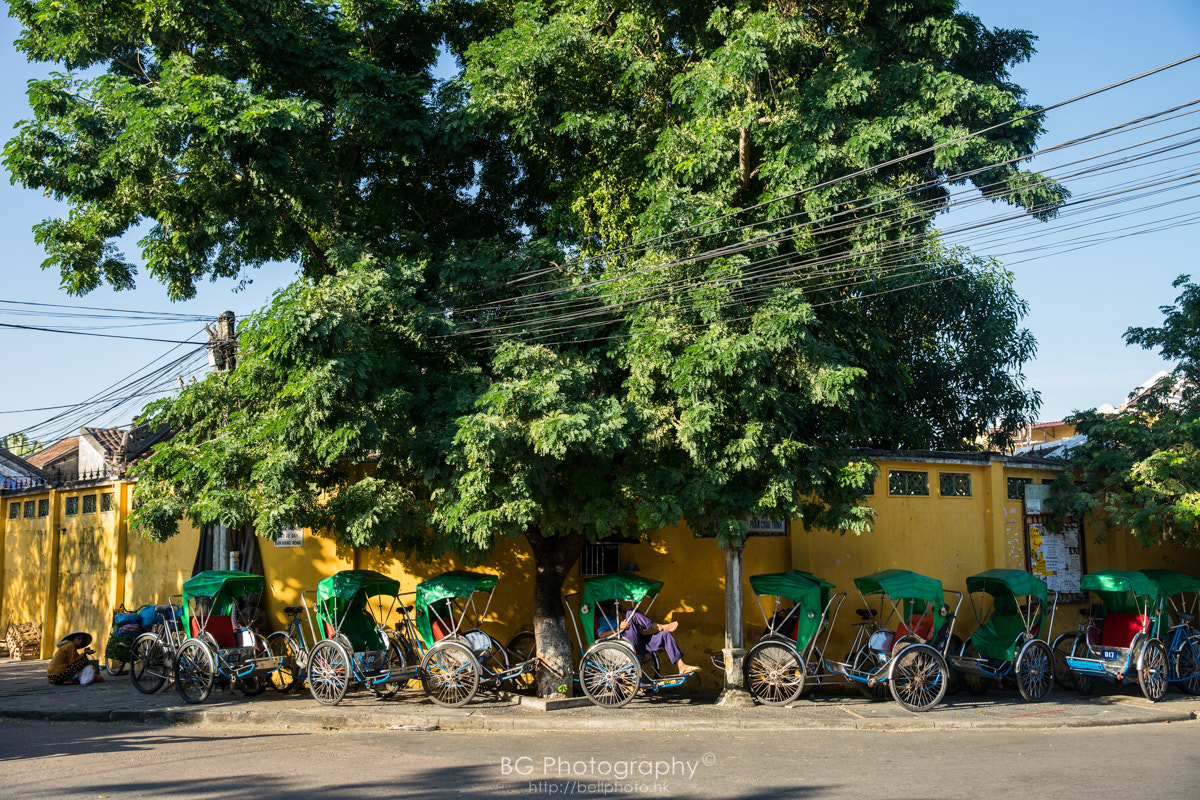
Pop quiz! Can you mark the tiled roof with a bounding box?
[82,426,126,457]
[25,437,79,469]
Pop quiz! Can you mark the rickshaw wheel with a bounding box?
[744,641,805,706]
[308,639,352,706]
[888,644,949,712]
[852,645,889,701]
[1069,636,1095,695]
[371,634,410,699]
[104,656,127,676]
[1137,639,1168,702]
[958,640,988,696]
[505,631,537,691]
[1016,640,1054,702]
[130,634,167,694]
[237,634,270,697]
[174,639,215,704]
[1051,632,1080,690]
[580,641,641,708]
[1172,634,1200,695]
[421,640,481,708]
[267,632,301,692]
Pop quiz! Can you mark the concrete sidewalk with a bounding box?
[3,657,1197,732]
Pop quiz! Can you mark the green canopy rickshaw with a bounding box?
[1062,570,1167,701]
[173,570,282,704]
[949,569,1057,702]
[414,571,536,707]
[826,569,962,712]
[1140,569,1200,695]
[739,570,845,705]
[305,569,420,706]
[567,572,696,708]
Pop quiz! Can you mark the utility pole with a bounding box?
[206,311,237,373]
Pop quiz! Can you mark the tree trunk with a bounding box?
[525,528,588,699]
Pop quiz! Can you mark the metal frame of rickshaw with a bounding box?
[566,572,698,708]
[825,569,963,712]
[1140,569,1200,695]
[304,570,425,706]
[127,595,186,694]
[415,571,537,707]
[173,570,284,704]
[949,569,1059,702]
[1062,570,1169,702]
[733,570,847,705]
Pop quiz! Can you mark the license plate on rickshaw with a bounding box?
[1101,649,1119,660]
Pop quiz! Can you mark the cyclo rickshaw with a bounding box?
[173,570,283,703]
[949,569,1058,702]
[415,570,537,707]
[1061,570,1168,701]
[1140,569,1200,695]
[826,569,962,712]
[737,570,846,705]
[567,572,698,708]
[306,570,421,705]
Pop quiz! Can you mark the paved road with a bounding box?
[2,718,1199,799]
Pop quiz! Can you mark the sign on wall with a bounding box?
[275,526,304,548]
[1028,519,1084,597]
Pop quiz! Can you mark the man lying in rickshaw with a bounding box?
[599,602,698,675]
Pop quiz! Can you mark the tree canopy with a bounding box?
[7,0,1061,694]
[1052,276,1200,548]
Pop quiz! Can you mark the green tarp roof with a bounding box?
[181,570,264,633]
[415,571,499,647]
[966,569,1048,602]
[316,570,400,605]
[1140,569,1200,598]
[965,570,1048,661]
[854,569,942,604]
[579,572,664,647]
[1080,570,1160,599]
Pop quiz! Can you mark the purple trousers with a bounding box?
[623,609,683,663]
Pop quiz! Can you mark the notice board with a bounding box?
[1026,516,1085,600]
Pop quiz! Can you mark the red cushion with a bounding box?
[431,619,448,642]
[191,615,238,649]
[896,614,934,642]
[1100,613,1149,649]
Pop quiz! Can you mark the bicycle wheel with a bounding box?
[267,632,301,692]
[129,634,167,694]
[958,639,989,696]
[852,645,889,701]
[744,640,806,706]
[1137,638,1168,702]
[372,634,410,699]
[421,640,480,708]
[308,639,352,706]
[104,656,127,676]
[1171,633,1200,695]
[1051,632,1080,690]
[505,631,537,691]
[579,641,641,709]
[888,644,949,712]
[174,639,215,705]
[237,634,271,697]
[1015,640,1054,703]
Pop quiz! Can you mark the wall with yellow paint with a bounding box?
[2,495,51,637]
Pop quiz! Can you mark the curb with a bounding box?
[3,705,1195,733]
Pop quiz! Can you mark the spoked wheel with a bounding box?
[308,640,352,706]
[852,645,889,701]
[1051,632,1080,690]
[267,632,301,692]
[1137,639,1168,702]
[1070,635,1095,696]
[237,634,271,697]
[174,639,215,705]
[944,635,964,695]
[130,634,167,694]
[505,631,537,691]
[958,640,989,696]
[888,644,949,712]
[475,633,510,686]
[371,634,410,699]
[1015,640,1054,702]
[1171,634,1200,695]
[421,640,481,708]
[744,641,806,706]
[579,641,641,708]
[104,655,127,676]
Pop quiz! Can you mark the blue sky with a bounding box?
[1,1,1199,443]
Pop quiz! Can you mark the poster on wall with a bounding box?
[1028,520,1083,596]
[275,526,304,548]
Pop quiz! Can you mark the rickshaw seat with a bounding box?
[431,619,450,642]
[1100,613,1149,649]
[192,615,238,649]
[895,614,934,642]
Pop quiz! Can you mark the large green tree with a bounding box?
[1052,276,1200,548]
[8,0,1056,696]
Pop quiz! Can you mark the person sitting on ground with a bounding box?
[618,607,699,675]
[47,632,104,685]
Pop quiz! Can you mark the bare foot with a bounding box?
[657,620,679,633]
